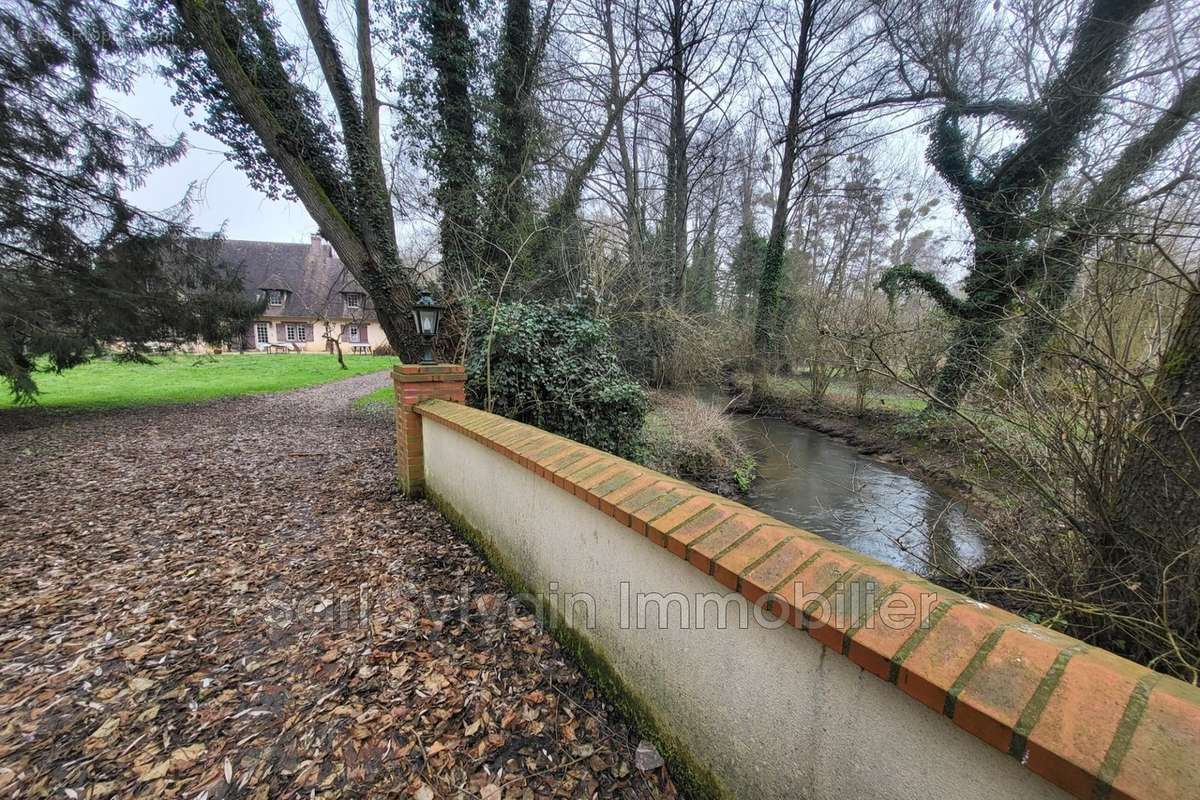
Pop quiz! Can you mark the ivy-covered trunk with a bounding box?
[931,308,1009,409]
[481,0,538,286]
[424,0,481,292]
[752,0,815,378]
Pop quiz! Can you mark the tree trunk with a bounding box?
[917,0,1157,406]
[664,0,689,307]
[1101,285,1200,670]
[482,0,537,284]
[172,0,417,357]
[752,0,815,377]
[424,0,481,293]
[1009,70,1200,376]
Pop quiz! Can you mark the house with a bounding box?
[219,235,391,354]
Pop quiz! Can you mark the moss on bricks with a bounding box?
[426,487,727,800]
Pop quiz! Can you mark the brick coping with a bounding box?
[415,399,1199,800]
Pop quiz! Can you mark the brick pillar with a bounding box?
[393,364,467,497]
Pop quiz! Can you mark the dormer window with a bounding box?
[267,290,286,306]
[345,292,362,309]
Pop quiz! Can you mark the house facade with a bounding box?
[219,235,392,354]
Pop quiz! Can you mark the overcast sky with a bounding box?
[118,76,317,244]
[115,55,966,262]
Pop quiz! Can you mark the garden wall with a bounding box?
[404,388,1199,800]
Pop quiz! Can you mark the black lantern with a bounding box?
[411,290,446,364]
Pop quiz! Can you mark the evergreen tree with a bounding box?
[0,0,261,401]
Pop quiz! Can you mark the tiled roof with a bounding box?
[215,237,376,320]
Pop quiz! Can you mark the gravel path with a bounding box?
[0,374,677,799]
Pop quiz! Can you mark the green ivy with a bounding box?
[466,301,648,459]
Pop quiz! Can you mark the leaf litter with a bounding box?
[0,372,679,799]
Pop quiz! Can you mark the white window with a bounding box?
[267,290,285,305]
[348,324,360,342]
[255,322,269,344]
[286,323,307,342]
[345,293,362,309]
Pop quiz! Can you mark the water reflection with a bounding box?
[716,405,985,575]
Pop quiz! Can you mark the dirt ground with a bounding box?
[0,373,678,799]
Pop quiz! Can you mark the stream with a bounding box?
[691,389,986,576]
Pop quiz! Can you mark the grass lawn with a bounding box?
[757,374,926,412]
[353,385,395,408]
[1,354,398,412]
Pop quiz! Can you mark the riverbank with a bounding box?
[640,390,756,499]
[725,373,1039,527]
[722,373,1072,606]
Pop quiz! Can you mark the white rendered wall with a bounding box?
[421,420,1068,800]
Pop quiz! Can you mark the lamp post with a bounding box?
[395,290,462,497]
[411,290,446,365]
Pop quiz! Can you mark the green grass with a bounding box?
[2,354,399,412]
[758,374,926,412]
[353,384,396,408]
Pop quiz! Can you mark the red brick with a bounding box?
[711,525,792,590]
[598,474,658,519]
[774,550,864,644]
[510,432,552,456]
[392,370,465,497]
[575,463,626,493]
[629,490,691,536]
[529,440,569,463]
[896,603,1007,714]
[568,458,617,492]
[1109,675,1200,800]
[645,495,714,547]
[612,480,676,528]
[665,504,736,559]
[844,569,943,680]
[1024,649,1142,798]
[951,626,1065,753]
[740,537,828,607]
[544,446,588,471]
[556,453,603,488]
[584,469,640,509]
[687,513,762,575]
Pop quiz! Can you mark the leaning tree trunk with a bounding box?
[1009,71,1200,378]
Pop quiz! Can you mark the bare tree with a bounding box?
[876,0,1200,409]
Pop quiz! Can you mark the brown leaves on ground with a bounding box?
[0,373,679,799]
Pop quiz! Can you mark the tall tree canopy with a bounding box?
[877,0,1200,408]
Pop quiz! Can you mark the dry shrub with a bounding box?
[641,391,755,491]
[948,257,1200,681]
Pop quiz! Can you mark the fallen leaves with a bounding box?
[0,374,678,799]
[86,718,119,743]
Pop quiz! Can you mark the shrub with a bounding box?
[372,343,396,357]
[466,301,647,459]
[640,391,755,491]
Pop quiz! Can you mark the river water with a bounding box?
[691,390,986,576]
